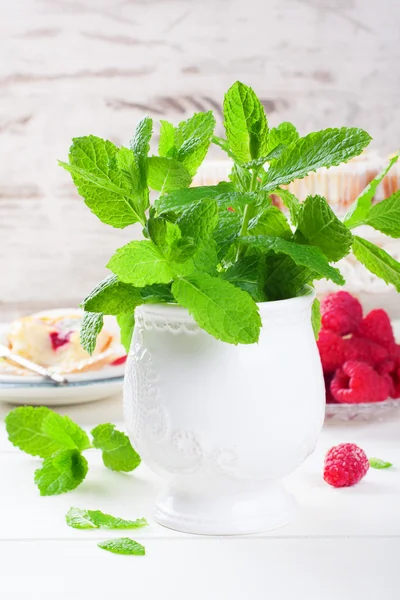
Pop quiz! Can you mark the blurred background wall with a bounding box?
[1,0,399,319]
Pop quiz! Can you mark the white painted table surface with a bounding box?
[0,395,399,600]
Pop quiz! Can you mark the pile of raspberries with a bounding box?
[317,291,400,404]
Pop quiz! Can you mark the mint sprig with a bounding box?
[58,80,400,348]
[369,457,393,469]
[5,407,141,496]
[66,507,148,530]
[98,538,145,556]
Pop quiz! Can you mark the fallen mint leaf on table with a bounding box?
[5,406,90,457]
[66,507,148,530]
[34,450,88,496]
[369,458,393,469]
[91,424,141,472]
[98,538,146,556]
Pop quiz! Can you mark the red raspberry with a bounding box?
[382,359,400,398]
[321,291,363,335]
[323,443,369,487]
[317,330,346,374]
[324,374,336,403]
[331,360,391,404]
[343,336,389,366]
[357,309,395,351]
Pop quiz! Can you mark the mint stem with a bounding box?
[235,168,259,261]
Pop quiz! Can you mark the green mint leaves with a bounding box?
[5,407,141,495]
[59,80,400,346]
[364,190,400,238]
[80,311,104,354]
[5,406,90,458]
[344,154,399,228]
[35,450,88,496]
[91,424,141,472]
[172,273,261,344]
[59,137,146,228]
[66,507,148,530]
[108,240,174,286]
[223,81,269,163]
[296,195,353,262]
[369,458,393,469]
[352,236,400,292]
[263,128,371,192]
[241,236,344,285]
[81,275,142,316]
[98,538,146,556]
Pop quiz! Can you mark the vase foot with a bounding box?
[154,484,297,535]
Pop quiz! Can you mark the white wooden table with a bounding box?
[0,394,399,600]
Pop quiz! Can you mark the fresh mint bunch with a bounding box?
[5,406,141,496]
[59,80,400,349]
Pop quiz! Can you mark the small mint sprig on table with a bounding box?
[5,406,141,496]
[58,80,400,350]
[66,507,148,530]
[369,457,393,469]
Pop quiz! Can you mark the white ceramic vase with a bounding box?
[123,287,325,535]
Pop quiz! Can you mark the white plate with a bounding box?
[0,311,125,406]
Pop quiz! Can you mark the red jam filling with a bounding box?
[49,330,71,351]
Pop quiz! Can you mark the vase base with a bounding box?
[154,484,297,535]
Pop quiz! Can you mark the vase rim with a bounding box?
[135,285,316,320]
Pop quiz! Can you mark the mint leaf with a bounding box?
[263,128,371,192]
[172,273,261,344]
[344,154,399,228]
[108,240,174,286]
[141,283,174,304]
[66,507,148,530]
[264,254,312,301]
[265,122,299,154]
[98,538,145,556]
[212,135,239,161]
[369,457,393,469]
[117,313,135,353]
[223,81,268,163]
[5,407,90,457]
[241,235,344,285]
[296,195,353,261]
[221,256,266,302]
[270,188,301,226]
[154,182,235,214]
[59,136,144,228]
[82,275,142,315]
[91,424,141,472]
[175,111,216,176]
[129,116,152,212]
[248,206,292,239]
[213,208,242,260]
[148,218,182,259]
[6,406,63,458]
[148,157,191,194]
[177,198,218,241]
[352,236,400,292]
[80,311,104,355]
[158,120,176,157]
[311,297,321,340]
[364,190,400,238]
[229,162,252,192]
[34,450,88,496]
[41,412,91,453]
